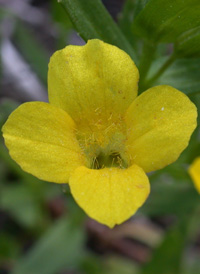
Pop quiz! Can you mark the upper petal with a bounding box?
[69,165,150,228]
[188,157,200,194]
[125,85,197,172]
[48,39,139,131]
[2,102,86,183]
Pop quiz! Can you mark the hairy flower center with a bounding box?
[76,114,129,169]
[92,152,128,169]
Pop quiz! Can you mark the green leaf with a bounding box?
[140,218,189,274]
[105,256,139,274]
[12,216,85,274]
[119,0,149,59]
[50,0,73,49]
[118,0,137,46]
[132,0,200,44]
[140,176,200,217]
[0,99,19,128]
[51,0,72,28]
[79,254,105,274]
[14,21,49,85]
[0,184,44,228]
[0,233,20,261]
[148,57,200,95]
[175,26,200,57]
[182,257,200,274]
[132,0,150,18]
[59,0,138,62]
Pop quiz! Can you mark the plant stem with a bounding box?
[138,42,156,86]
[145,54,176,88]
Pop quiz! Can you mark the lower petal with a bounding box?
[69,165,150,228]
[2,102,86,183]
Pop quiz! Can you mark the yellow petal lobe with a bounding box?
[125,85,197,172]
[2,102,85,183]
[189,157,200,194]
[48,39,139,134]
[69,165,150,228]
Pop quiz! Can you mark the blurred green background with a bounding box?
[0,0,200,273]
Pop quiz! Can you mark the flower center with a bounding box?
[76,116,130,169]
[92,152,128,169]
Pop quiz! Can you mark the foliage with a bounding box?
[0,0,200,273]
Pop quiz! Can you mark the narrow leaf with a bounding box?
[149,57,200,95]
[141,219,189,274]
[133,0,200,43]
[175,26,200,57]
[59,0,138,62]
[12,216,84,274]
[14,22,49,85]
[141,163,200,218]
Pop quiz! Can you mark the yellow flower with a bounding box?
[2,39,197,228]
[189,157,200,194]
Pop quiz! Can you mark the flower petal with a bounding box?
[48,39,139,131]
[69,165,150,228]
[2,102,86,183]
[125,85,197,172]
[189,157,200,194]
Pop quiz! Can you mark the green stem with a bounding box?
[145,54,176,88]
[138,42,156,87]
